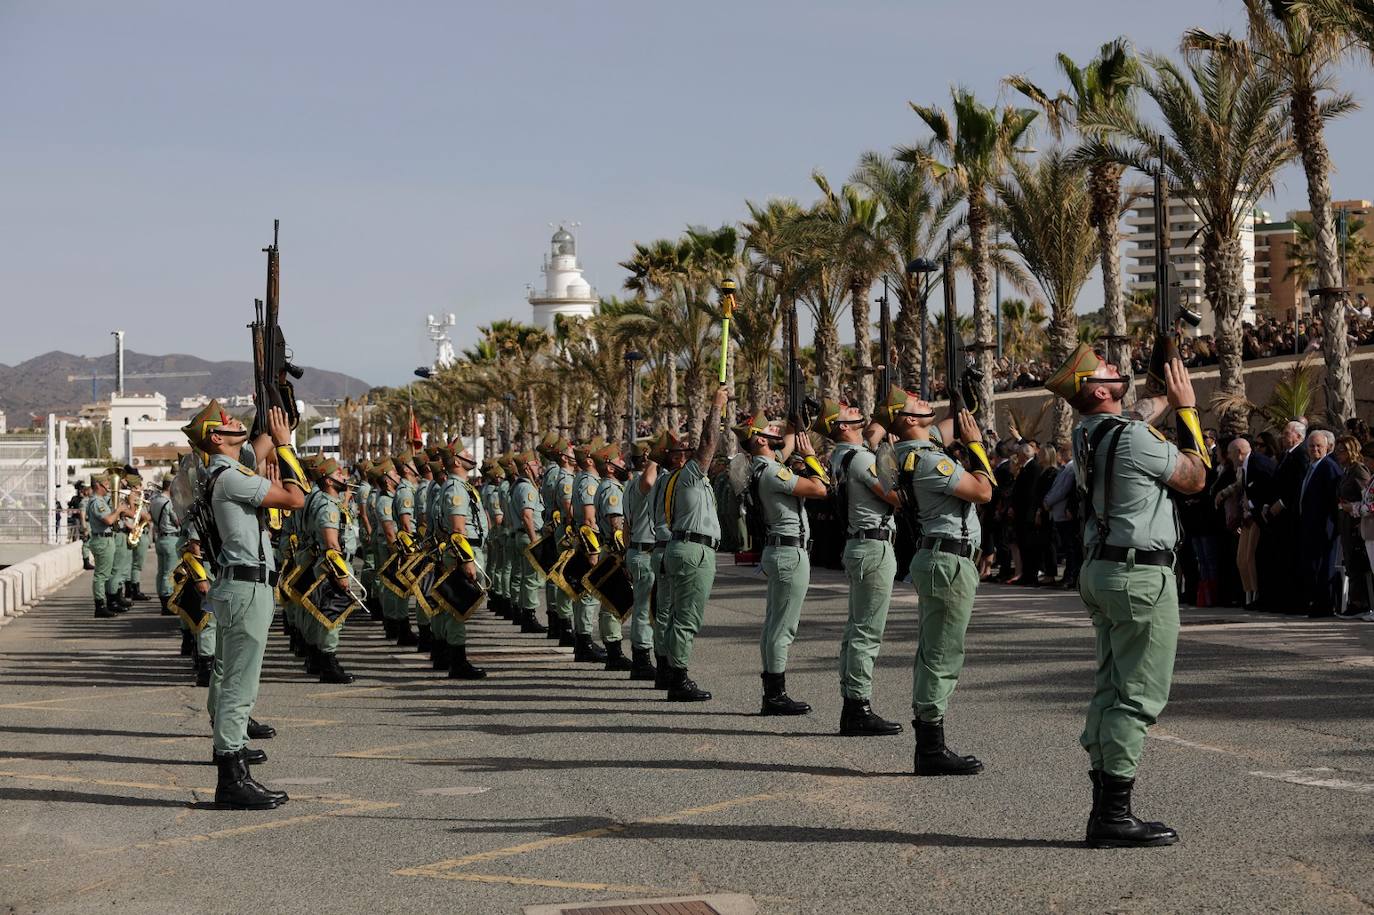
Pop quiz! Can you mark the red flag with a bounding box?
[408,408,423,448]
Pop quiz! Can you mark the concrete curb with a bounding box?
[0,542,85,621]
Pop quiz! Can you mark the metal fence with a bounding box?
[0,416,68,543]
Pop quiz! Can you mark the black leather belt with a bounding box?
[918,536,975,559]
[225,565,278,585]
[1094,545,1175,567]
[672,531,719,550]
[630,541,655,552]
[94,531,116,538]
[765,534,806,548]
[850,528,892,542]
[653,540,668,552]
[470,536,485,548]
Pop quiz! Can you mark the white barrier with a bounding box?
[0,542,84,620]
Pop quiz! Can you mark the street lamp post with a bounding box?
[906,257,939,399]
[502,393,515,452]
[624,350,644,444]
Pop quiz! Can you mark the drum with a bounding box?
[582,552,634,622]
[299,571,364,630]
[426,564,486,622]
[169,566,212,634]
[525,532,560,579]
[551,548,591,599]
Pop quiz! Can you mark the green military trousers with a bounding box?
[624,547,655,651]
[206,579,273,753]
[664,540,716,670]
[109,538,132,599]
[301,606,342,653]
[81,534,92,564]
[511,532,542,612]
[194,614,217,659]
[492,533,511,603]
[760,544,809,674]
[839,539,897,699]
[129,532,148,585]
[155,535,179,598]
[1078,557,1180,778]
[909,549,978,723]
[89,535,115,601]
[650,547,673,656]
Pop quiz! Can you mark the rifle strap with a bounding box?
[1080,418,1129,544]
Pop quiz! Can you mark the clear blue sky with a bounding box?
[3,0,1372,387]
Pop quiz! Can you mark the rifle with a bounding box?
[878,278,893,397]
[250,220,304,437]
[784,302,818,431]
[1146,140,1201,394]
[941,229,985,418]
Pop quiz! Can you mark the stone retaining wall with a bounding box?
[0,542,84,622]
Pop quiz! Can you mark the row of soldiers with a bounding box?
[91,339,1206,849]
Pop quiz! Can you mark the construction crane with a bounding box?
[65,331,211,399]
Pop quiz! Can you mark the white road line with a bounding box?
[1249,768,1374,794]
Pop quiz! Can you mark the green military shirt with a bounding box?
[831,443,895,535]
[427,477,446,534]
[87,493,114,535]
[1074,414,1180,552]
[366,490,382,547]
[649,471,672,543]
[666,459,721,541]
[150,493,179,537]
[751,455,808,539]
[309,490,343,551]
[572,470,599,528]
[483,481,505,529]
[541,464,574,529]
[394,481,417,534]
[448,476,488,541]
[511,477,543,534]
[895,438,981,544]
[207,451,274,571]
[594,476,625,543]
[342,493,359,555]
[624,471,654,545]
[375,491,395,541]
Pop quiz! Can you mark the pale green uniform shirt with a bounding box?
[624,471,655,545]
[649,472,672,543]
[207,451,274,570]
[394,480,417,533]
[150,493,179,537]
[309,490,343,551]
[1074,414,1181,552]
[572,470,598,527]
[594,477,625,544]
[511,477,543,533]
[87,493,114,535]
[830,443,895,535]
[751,455,808,539]
[448,477,488,540]
[895,439,981,544]
[667,460,721,541]
[375,491,395,540]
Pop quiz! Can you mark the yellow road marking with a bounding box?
[0,686,178,710]
[398,792,780,878]
[336,735,470,759]
[0,769,376,805]
[421,872,671,894]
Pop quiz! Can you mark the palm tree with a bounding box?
[995,151,1099,441]
[811,171,888,412]
[784,202,851,403]
[1007,38,1140,391]
[997,298,1050,362]
[906,89,1037,418]
[1081,49,1297,434]
[1186,2,1358,423]
[851,150,962,392]
[1286,217,1374,288]
[1302,0,1374,51]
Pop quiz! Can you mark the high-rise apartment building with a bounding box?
[1253,199,1373,319]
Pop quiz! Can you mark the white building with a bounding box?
[1124,193,1256,332]
[106,393,188,467]
[300,417,340,459]
[528,226,598,332]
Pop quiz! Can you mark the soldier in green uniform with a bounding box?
[149,478,180,615]
[372,459,406,643]
[816,400,906,734]
[124,471,152,603]
[647,431,689,688]
[735,410,827,715]
[76,483,94,570]
[661,385,729,701]
[481,460,510,619]
[569,437,608,662]
[1046,345,1207,847]
[107,474,138,608]
[299,458,357,684]
[436,446,487,679]
[182,399,304,810]
[393,450,427,650]
[506,450,548,634]
[540,437,578,644]
[621,441,658,682]
[590,442,634,671]
[86,474,134,618]
[354,461,379,620]
[876,386,993,773]
[176,515,216,686]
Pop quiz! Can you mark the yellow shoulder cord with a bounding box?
[965,441,995,480]
[181,551,209,583]
[1174,407,1212,469]
[324,548,351,578]
[663,469,683,528]
[578,524,601,554]
[448,532,475,563]
[275,444,312,492]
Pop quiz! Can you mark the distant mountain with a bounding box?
[0,350,374,420]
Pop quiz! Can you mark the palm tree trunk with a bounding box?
[1048,303,1078,444]
[850,278,874,413]
[815,316,842,403]
[967,196,997,421]
[557,391,569,438]
[1091,163,1134,406]
[746,353,767,416]
[723,339,738,457]
[895,279,922,391]
[1205,233,1249,435]
[1293,88,1354,424]
[666,361,680,434]
[684,364,705,442]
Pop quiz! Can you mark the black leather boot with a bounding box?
[431,640,450,670]
[1086,773,1179,848]
[574,633,607,663]
[159,595,173,615]
[838,697,903,736]
[381,618,396,640]
[520,608,548,634]
[448,645,487,680]
[213,751,286,810]
[761,672,811,716]
[246,718,276,740]
[417,625,433,652]
[289,627,305,658]
[666,665,711,702]
[913,718,983,775]
[629,647,657,682]
[83,556,95,571]
[557,620,576,648]
[108,592,129,612]
[94,599,117,619]
[367,601,384,622]
[210,747,267,765]
[395,620,418,647]
[180,630,195,657]
[130,584,152,602]
[318,652,354,684]
[304,646,322,677]
[653,655,671,690]
[603,639,633,671]
[195,656,213,687]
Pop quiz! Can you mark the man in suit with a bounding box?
[1297,429,1343,617]
[1227,437,1275,610]
[1260,421,1309,612]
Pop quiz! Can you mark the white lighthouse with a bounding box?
[528,224,598,332]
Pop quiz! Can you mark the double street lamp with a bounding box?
[906,257,939,399]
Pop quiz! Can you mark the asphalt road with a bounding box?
[2,559,1372,914]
